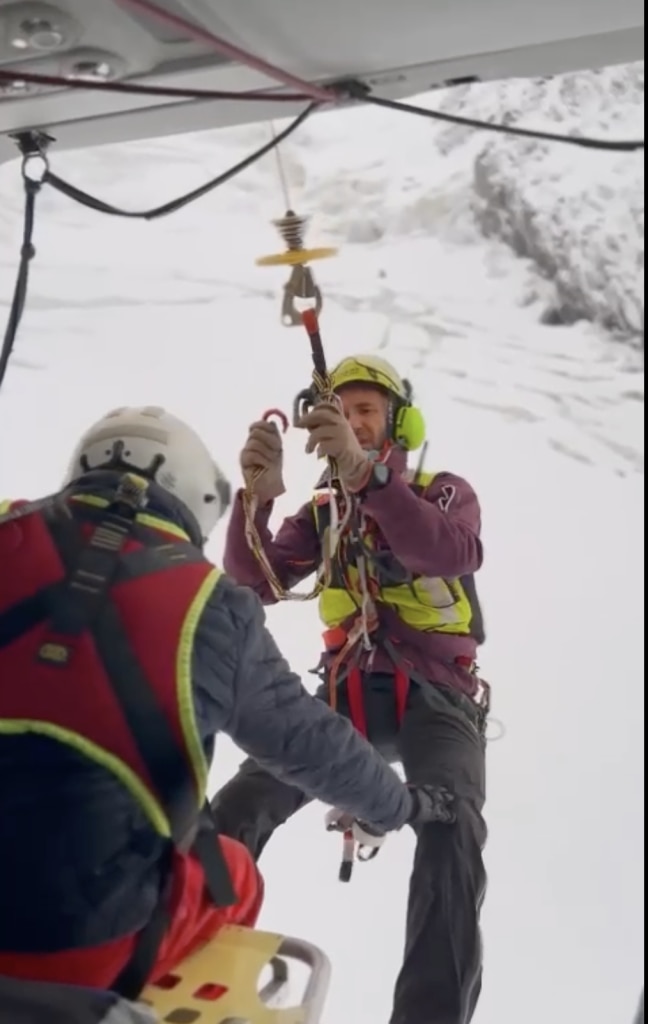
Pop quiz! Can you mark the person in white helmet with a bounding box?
[215,355,489,1024]
[0,404,446,1004]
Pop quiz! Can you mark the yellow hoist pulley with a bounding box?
[256,209,338,326]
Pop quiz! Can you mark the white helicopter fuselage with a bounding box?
[0,0,644,165]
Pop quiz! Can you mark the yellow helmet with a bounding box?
[330,355,410,402]
[329,354,426,452]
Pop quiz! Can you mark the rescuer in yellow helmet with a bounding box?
[215,352,489,1024]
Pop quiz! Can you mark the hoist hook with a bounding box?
[255,210,338,327]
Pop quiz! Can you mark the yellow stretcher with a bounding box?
[140,923,332,1023]
[0,924,332,1024]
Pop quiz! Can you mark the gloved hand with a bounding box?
[325,784,455,851]
[295,403,371,492]
[407,783,456,826]
[239,420,286,505]
[324,807,387,855]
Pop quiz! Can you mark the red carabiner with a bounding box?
[262,408,289,434]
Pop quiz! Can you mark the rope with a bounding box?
[269,123,293,211]
[240,309,354,602]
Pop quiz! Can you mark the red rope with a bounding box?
[117,0,337,104]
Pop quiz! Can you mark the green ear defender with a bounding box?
[394,404,426,451]
[392,377,426,451]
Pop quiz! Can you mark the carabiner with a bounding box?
[262,408,289,434]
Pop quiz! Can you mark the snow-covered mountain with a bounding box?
[437,62,645,337]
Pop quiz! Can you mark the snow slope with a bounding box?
[435,63,645,337]
[0,72,644,1024]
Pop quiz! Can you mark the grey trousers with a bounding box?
[211,672,487,1024]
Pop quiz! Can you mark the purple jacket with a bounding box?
[223,447,485,697]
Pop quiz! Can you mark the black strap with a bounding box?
[91,595,234,904]
[193,805,238,906]
[44,500,142,638]
[111,848,175,1001]
[43,504,237,887]
[110,807,238,1001]
[0,172,40,395]
[0,586,56,649]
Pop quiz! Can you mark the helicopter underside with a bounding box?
[0,0,644,164]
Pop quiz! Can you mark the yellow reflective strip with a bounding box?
[415,470,436,489]
[176,568,223,799]
[70,494,105,508]
[0,719,169,836]
[69,494,190,541]
[0,499,12,515]
[135,512,188,540]
[403,469,437,488]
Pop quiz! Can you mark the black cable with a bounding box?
[0,175,41,393]
[340,82,644,152]
[1,69,643,152]
[0,107,315,394]
[0,69,314,103]
[42,102,318,220]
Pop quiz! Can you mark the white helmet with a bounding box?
[62,406,231,542]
